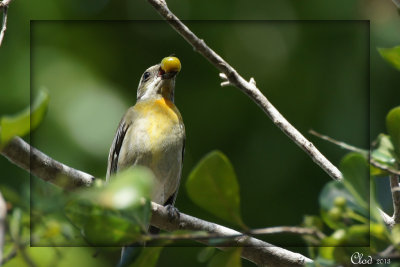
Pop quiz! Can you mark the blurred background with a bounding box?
[0,0,399,266]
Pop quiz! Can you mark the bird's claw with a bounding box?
[165,204,180,222]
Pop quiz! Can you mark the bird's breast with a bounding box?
[124,98,184,163]
[118,98,185,204]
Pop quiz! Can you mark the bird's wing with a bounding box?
[164,130,186,206]
[106,117,130,181]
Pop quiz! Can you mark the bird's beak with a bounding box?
[158,56,181,80]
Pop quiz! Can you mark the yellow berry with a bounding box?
[161,56,181,73]
[328,207,342,221]
[334,196,347,208]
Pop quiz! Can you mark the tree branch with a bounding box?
[1,137,95,190]
[148,225,325,242]
[309,129,400,176]
[370,159,400,176]
[308,129,368,155]
[0,0,13,47]
[249,226,326,240]
[1,137,312,266]
[151,203,312,266]
[379,207,395,228]
[146,0,343,182]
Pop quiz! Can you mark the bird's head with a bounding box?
[136,56,181,102]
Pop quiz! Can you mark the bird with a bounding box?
[106,56,185,234]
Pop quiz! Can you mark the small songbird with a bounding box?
[106,56,185,232]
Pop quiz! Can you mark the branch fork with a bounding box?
[219,73,256,88]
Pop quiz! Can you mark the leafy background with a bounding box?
[0,0,399,266]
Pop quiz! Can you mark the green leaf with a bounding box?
[345,224,369,246]
[386,106,400,159]
[371,134,396,166]
[131,247,164,267]
[319,181,367,229]
[378,46,400,71]
[198,247,216,263]
[186,150,244,227]
[340,153,368,210]
[0,89,49,148]
[0,185,27,210]
[208,248,242,267]
[10,208,22,241]
[392,224,400,245]
[65,167,154,246]
[370,134,396,176]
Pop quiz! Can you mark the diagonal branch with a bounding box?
[147,0,343,182]
[0,0,13,47]
[1,137,95,189]
[309,129,400,176]
[0,137,312,266]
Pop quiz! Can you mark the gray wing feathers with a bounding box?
[166,134,185,206]
[106,120,129,181]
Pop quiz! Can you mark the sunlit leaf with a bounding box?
[371,134,396,169]
[345,224,369,246]
[378,46,400,71]
[386,106,400,159]
[317,247,335,265]
[321,229,346,246]
[0,89,49,148]
[10,208,22,241]
[319,226,375,263]
[186,150,244,227]
[208,248,242,267]
[340,153,368,210]
[65,167,154,246]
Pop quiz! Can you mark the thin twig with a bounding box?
[310,130,400,176]
[0,0,13,47]
[1,137,95,189]
[309,129,368,155]
[0,192,6,266]
[390,174,400,224]
[0,5,8,47]
[370,159,400,176]
[151,203,312,266]
[249,226,326,240]
[147,226,325,242]
[0,137,312,266]
[147,0,343,182]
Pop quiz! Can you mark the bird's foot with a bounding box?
[165,204,180,222]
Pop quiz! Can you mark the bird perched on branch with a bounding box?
[106,56,185,233]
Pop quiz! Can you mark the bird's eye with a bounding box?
[142,72,151,82]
